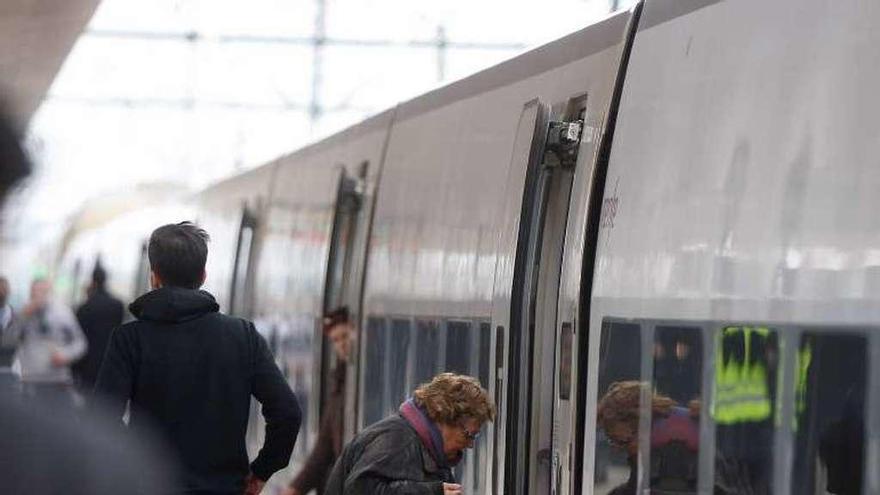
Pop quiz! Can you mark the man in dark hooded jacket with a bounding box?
[95,221,302,494]
[73,261,125,392]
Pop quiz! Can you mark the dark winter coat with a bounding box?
[324,414,455,495]
[74,288,125,390]
[290,363,346,494]
[94,287,301,493]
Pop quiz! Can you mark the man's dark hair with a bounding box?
[148,222,210,289]
[322,306,349,334]
[0,100,30,205]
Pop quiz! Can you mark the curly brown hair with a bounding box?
[413,373,496,425]
[596,381,675,440]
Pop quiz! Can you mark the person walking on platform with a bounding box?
[95,221,302,495]
[0,98,173,495]
[2,278,87,407]
[282,306,353,495]
[325,372,495,495]
[72,261,124,393]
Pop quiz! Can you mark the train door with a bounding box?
[229,205,265,452]
[229,206,259,318]
[492,97,586,495]
[319,163,369,438]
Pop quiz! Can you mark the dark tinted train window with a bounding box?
[413,319,441,387]
[594,320,642,495]
[473,322,492,495]
[363,317,387,427]
[791,332,866,495]
[713,326,779,494]
[478,322,491,389]
[386,318,412,416]
[446,320,473,375]
[650,325,703,494]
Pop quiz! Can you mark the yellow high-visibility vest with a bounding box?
[713,326,772,424]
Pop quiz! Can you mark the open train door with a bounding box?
[490,96,586,495]
[230,204,266,450]
[229,206,260,319]
[319,163,371,441]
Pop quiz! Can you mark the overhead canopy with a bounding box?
[0,0,100,125]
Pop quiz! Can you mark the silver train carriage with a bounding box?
[57,0,880,493]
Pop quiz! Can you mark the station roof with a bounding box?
[0,0,99,125]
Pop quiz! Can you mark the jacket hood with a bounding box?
[129,287,219,323]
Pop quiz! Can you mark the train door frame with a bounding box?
[317,166,364,419]
[491,97,585,495]
[544,95,594,495]
[229,204,265,451]
[574,3,643,492]
[229,205,260,318]
[133,241,150,298]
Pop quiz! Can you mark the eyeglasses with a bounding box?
[460,424,481,442]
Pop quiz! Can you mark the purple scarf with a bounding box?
[399,398,453,468]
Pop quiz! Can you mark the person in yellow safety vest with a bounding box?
[713,326,773,425]
[794,339,812,427]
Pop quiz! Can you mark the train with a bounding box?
[56,0,880,493]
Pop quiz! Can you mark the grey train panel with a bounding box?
[588,0,880,493]
[247,112,393,484]
[362,9,633,495]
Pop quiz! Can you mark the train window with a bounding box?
[474,321,492,495]
[478,322,491,390]
[386,318,412,416]
[650,325,703,494]
[446,320,473,375]
[594,320,642,495]
[713,326,779,494]
[362,316,387,427]
[413,319,441,387]
[790,331,866,495]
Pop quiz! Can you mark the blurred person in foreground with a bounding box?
[0,99,172,493]
[2,277,87,407]
[73,260,124,394]
[325,372,495,495]
[95,221,302,494]
[282,306,354,495]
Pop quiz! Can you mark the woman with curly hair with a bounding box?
[325,372,495,495]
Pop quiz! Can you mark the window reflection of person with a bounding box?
[597,381,700,495]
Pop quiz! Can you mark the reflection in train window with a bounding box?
[362,316,387,427]
[650,325,702,494]
[713,326,779,494]
[413,319,441,387]
[594,320,642,495]
[791,332,866,495]
[446,320,473,375]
